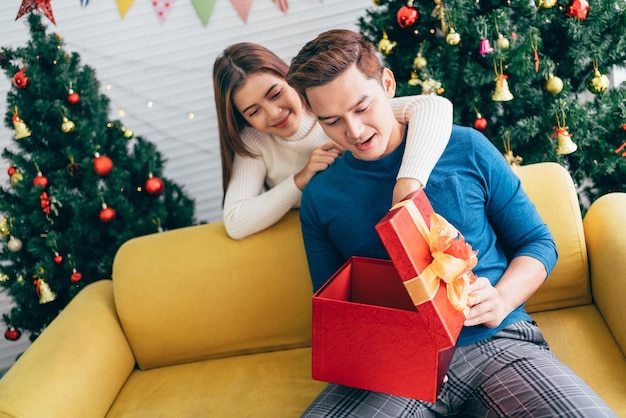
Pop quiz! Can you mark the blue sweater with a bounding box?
[300,125,557,346]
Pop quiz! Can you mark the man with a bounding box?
[285,29,615,417]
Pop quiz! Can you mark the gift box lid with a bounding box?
[375,190,478,316]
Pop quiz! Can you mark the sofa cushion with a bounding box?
[106,347,327,418]
[112,211,314,370]
[513,163,591,312]
[531,305,626,414]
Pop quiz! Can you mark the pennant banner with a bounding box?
[192,0,218,26]
[116,0,135,18]
[152,0,176,24]
[273,0,288,13]
[230,0,253,22]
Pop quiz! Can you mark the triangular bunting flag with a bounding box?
[230,0,253,23]
[15,0,56,25]
[152,0,176,24]
[116,0,135,18]
[273,0,288,13]
[192,0,218,26]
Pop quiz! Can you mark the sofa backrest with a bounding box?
[112,210,313,370]
[513,162,591,312]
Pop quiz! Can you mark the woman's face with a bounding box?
[232,71,304,137]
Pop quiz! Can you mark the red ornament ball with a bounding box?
[4,326,21,341]
[33,173,49,188]
[473,116,488,131]
[397,4,419,28]
[566,0,589,19]
[93,154,114,176]
[621,123,626,131]
[145,175,165,195]
[53,254,63,264]
[70,270,83,283]
[67,90,81,104]
[7,166,16,176]
[13,66,29,89]
[99,206,116,223]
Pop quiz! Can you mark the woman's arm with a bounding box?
[223,148,302,240]
[390,95,453,203]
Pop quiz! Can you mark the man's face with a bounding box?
[305,64,405,161]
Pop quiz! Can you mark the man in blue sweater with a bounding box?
[286,29,615,417]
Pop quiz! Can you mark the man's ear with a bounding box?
[381,67,396,98]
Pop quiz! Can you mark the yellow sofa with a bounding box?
[0,162,624,417]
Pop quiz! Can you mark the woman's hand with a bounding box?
[294,142,343,190]
[392,178,423,205]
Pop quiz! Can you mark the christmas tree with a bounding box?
[359,0,626,207]
[0,14,196,342]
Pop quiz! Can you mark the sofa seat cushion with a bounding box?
[531,305,626,414]
[106,347,326,418]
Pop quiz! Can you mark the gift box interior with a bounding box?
[312,257,457,402]
[312,191,467,402]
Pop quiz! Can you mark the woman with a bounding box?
[214,42,453,240]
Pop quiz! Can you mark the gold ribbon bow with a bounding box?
[392,200,477,316]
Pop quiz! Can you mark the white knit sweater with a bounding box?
[223,95,453,239]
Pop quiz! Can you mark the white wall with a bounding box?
[0,0,372,372]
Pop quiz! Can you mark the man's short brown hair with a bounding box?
[286,29,382,107]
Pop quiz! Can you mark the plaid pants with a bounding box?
[301,321,616,418]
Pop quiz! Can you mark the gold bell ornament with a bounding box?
[492,59,514,101]
[12,109,32,140]
[492,75,514,101]
[552,110,577,155]
[61,116,75,133]
[588,61,609,94]
[35,278,57,304]
[377,31,397,56]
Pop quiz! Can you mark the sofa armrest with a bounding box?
[0,280,136,418]
[583,192,626,358]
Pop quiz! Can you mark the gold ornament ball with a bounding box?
[446,29,461,46]
[7,237,23,252]
[535,0,557,8]
[496,34,510,50]
[122,127,134,139]
[413,54,427,69]
[589,69,609,94]
[545,75,564,94]
[10,172,23,186]
[61,116,75,133]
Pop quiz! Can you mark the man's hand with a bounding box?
[392,177,423,205]
[294,142,343,190]
[464,277,509,328]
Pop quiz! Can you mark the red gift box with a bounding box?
[312,190,477,402]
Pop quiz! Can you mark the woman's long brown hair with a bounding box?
[213,43,289,198]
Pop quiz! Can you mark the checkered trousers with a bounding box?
[301,321,617,418]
